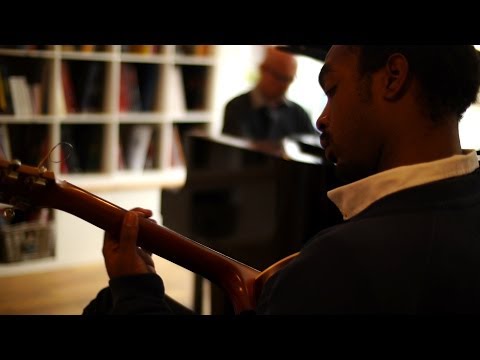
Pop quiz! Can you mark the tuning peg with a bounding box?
[10,159,21,169]
[2,207,15,221]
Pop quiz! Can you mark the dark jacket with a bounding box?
[222,91,315,140]
[257,168,480,314]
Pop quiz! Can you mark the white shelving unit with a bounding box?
[0,44,219,275]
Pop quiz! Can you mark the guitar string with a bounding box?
[37,142,74,169]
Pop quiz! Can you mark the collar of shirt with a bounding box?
[327,150,480,220]
[251,87,291,109]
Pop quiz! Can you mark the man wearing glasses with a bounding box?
[222,46,316,140]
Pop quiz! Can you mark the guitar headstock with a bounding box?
[0,159,56,210]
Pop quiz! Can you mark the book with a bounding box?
[79,62,104,112]
[181,66,207,110]
[125,124,153,171]
[8,76,33,116]
[78,45,96,52]
[120,63,142,112]
[171,125,185,167]
[61,61,77,113]
[0,124,11,160]
[8,76,23,115]
[130,45,153,55]
[166,66,186,115]
[0,64,12,114]
[137,63,158,111]
[18,77,33,116]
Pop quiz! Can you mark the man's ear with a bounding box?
[383,53,409,100]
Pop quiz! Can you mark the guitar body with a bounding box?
[0,159,297,313]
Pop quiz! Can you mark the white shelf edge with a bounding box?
[60,167,187,192]
[0,48,56,59]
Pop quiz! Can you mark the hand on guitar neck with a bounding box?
[102,208,156,279]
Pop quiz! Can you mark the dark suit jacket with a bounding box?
[222,91,316,140]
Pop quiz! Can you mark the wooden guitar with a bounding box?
[0,159,298,314]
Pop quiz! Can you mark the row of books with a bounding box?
[0,45,212,55]
[176,45,212,56]
[0,58,209,117]
[119,45,212,56]
[0,122,163,173]
[120,63,158,112]
[118,124,184,171]
[0,61,49,116]
[8,76,43,116]
[61,61,105,114]
[63,61,209,114]
[0,45,49,51]
[61,45,109,52]
[120,63,209,113]
[120,45,164,55]
[61,123,185,174]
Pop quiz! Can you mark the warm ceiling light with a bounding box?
[475,45,480,51]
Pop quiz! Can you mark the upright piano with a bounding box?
[161,131,343,314]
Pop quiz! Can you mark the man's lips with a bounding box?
[320,133,335,163]
[319,133,328,150]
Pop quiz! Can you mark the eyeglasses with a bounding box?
[262,65,295,84]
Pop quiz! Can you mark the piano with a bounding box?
[161,131,343,314]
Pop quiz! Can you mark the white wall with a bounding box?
[211,45,261,135]
[287,54,326,129]
[459,104,480,150]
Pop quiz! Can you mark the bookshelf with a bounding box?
[0,44,219,274]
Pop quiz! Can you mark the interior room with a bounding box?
[0,45,479,315]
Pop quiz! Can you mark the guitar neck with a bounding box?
[54,180,261,313]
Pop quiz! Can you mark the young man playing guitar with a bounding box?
[84,45,480,314]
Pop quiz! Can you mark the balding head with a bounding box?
[258,46,298,102]
[263,46,298,74]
